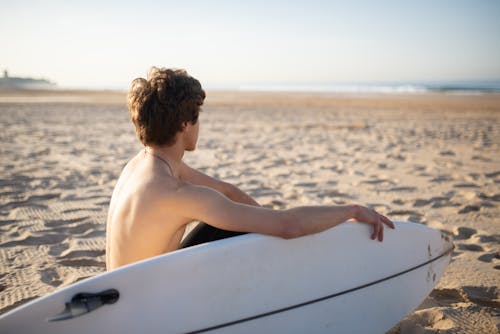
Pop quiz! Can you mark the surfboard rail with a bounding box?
[185,243,454,334]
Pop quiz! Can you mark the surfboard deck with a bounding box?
[0,221,453,334]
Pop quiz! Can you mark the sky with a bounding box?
[1,0,500,89]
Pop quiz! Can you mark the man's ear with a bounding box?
[181,122,188,131]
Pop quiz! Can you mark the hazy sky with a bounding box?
[1,0,499,89]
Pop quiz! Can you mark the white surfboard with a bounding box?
[0,221,453,334]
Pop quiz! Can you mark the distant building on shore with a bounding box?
[0,69,56,90]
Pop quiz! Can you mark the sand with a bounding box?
[0,89,499,333]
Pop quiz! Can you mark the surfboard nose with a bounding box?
[440,231,455,254]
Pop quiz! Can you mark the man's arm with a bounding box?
[178,162,260,206]
[173,184,394,242]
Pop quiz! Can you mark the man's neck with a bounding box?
[146,144,184,177]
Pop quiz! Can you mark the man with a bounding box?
[106,67,394,270]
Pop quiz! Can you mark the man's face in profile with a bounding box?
[184,120,199,151]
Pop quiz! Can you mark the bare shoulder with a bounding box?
[112,154,187,209]
[168,182,224,208]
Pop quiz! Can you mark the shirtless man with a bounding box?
[106,67,395,270]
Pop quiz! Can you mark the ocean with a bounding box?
[221,81,500,95]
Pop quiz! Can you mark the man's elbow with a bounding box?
[220,182,237,198]
[278,211,304,239]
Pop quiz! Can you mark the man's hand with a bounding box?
[352,205,395,242]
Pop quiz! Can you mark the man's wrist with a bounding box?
[347,204,360,221]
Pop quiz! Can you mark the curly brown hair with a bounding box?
[127,67,206,146]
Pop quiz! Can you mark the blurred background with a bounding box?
[1,0,499,91]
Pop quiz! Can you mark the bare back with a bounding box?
[106,151,394,271]
[106,152,191,270]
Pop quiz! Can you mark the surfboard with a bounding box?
[0,221,453,334]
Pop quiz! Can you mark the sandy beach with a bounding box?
[0,89,499,333]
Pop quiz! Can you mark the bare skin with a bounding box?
[106,120,394,270]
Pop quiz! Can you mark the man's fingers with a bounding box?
[381,215,395,229]
[365,209,393,241]
[371,220,379,240]
[378,220,384,242]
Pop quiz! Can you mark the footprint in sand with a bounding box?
[453,182,480,189]
[382,186,417,193]
[55,246,106,269]
[477,252,500,263]
[452,227,496,253]
[475,234,500,243]
[48,243,70,256]
[413,199,431,207]
[478,192,500,202]
[453,227,477,240]
[471,155,492,162]
[396,286,500,334]
[377,163,388,169]
[439,150,456,156]
[392,199,405,205]
[26,193,61,202]
[412,164,426,172]
[413,196,453,208]
[0,201,48,211]
[43,216,88,228]
[457,243,484,252]
[458,205,481,214]
[484,170,500,179]
[59,249,105,259]
[398,301,498,334]
[386,153,406,161]
[360,178,396,186]
[39,268,62,287]
[430,175,454,183]
[57,258,104,268]
[51,222,98,236]
[294,182,318,188]
[429,288,468,305]
[0,233,67,247]
[461,286,500,309]
[61,207,101,214]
